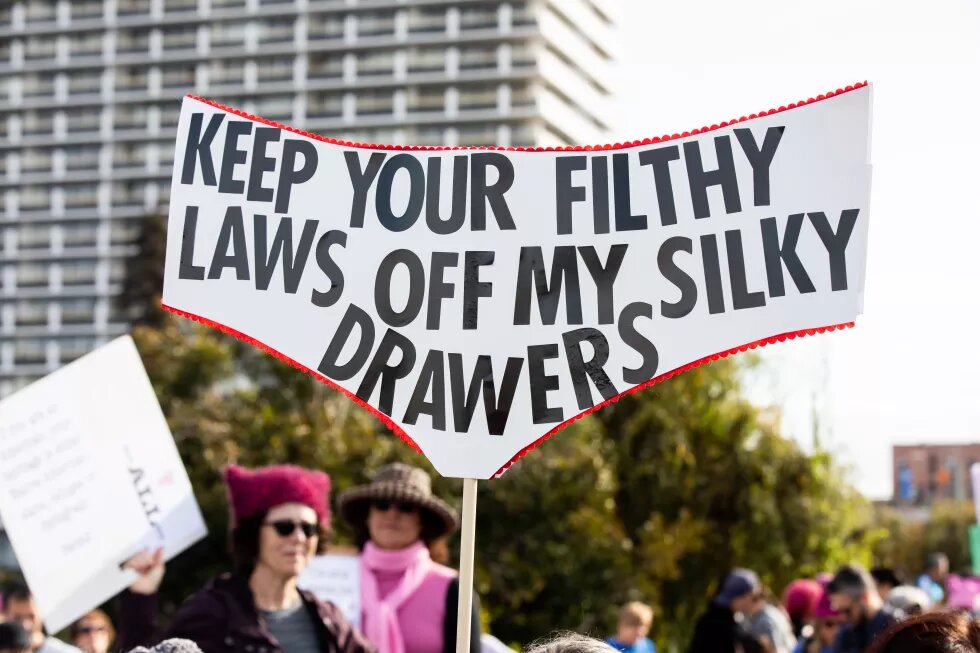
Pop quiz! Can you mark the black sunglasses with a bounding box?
[372,499,418,514]
[264,519,318,538]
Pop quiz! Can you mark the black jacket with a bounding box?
[117,573,374,653]
[688,603,739,653]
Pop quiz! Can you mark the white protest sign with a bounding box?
[0,336,207,632]
[298,554,361,627]
[162,84,872,479]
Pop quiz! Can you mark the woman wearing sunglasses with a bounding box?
[337,463,480,653]
[118,464,373,653]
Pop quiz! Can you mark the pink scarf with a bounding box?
[360,541,434,653]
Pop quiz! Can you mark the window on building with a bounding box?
[15,300,48,327]
[460,3,499,31]
[16,262,49,287]
[64,184,99,209]
[406,87,444,113]
[209,59,245,87]
[252,96,293,121]
[60,338,97,363]
[357,11,396,38]
[109,219,141,247]
[67,109,102,136]
[162,26,198,52]
[117,0,151,17]
[14,340,47,365]
[357,51,394,77]
[408,48,445,75]
[16,224,51,250]
[19,187,51,211]
[117,29,151,54]
[112,143,147,170]
[164,0,199,15]
[356,91,394,116]
[71,1,105,21]
[257,57,294,84]
[69,70,103,97]
[256,18,295,46]
[63,222,99,249]
[62,261,97,286]
[21,148,53,174]
[64,144,102,171]
[22,73,57,99]
[25,1,57,25]
[457,125,497,146]
[459,46,497,71]
[407,7,446,35]
[160,64,196,90]
[114,106,149,132]
[308,14,343,41]
[116,66,148,92]
[458,84,497,111]
[307,93,342,120]
[70,31,104,58]
[61,299,97,325]
[22,110,55,137]
[308,54,343,80]
[211,21,247,49]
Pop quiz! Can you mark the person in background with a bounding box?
[68,610,113,653]
[745,589,796,653]
[827,564,900,653]
[869,569,904,603]
[120,464,373,653]
[793,583,842,653]
[338,463,480,653]
[606,602,656,653]
[125,639,203,653]
[0,583,81,653]
[867,611,980,653]
[782,580,823,640]
[687,568,761,653]
[526,634,618,653]
[882,587,930,617]
[0,621,32,653]
[915,554,948,607]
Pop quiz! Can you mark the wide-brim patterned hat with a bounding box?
[338,463,459,538]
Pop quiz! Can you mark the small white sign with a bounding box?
[298,554,361,628]
[0,336,208,632]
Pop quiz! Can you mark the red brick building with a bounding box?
[893,444,980,504]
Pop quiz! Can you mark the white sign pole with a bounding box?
[456,478,478,653]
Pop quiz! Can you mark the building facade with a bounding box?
[893,443,980,505]
[0,0,616,396]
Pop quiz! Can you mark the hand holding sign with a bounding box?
[163,84,872,479]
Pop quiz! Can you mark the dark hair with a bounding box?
[348,501,446,549]
[0,620,32,651]
[871,567,905,589]
[869,611,980,653]
[925,553,949,571]
[1,581,31,606]
[230,512,330,575]
[829,564,876,598]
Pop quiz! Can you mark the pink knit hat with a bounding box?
[783,579,823,619]
[225,464,331,526]
[814,584,840,619]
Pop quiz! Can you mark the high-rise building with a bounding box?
[0,0,616,396]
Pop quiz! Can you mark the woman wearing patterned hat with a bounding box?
[338,463,481,653]
[119,464,374,653]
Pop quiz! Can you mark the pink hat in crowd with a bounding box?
[814,585,841,619]
[783,579,823,620]
[224,464,331,526]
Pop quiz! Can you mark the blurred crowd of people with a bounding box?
[0,460,976,653]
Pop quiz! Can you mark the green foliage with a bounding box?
[131,318,876,650]
[872,500,977,578]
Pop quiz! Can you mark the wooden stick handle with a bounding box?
[456,478,478,653]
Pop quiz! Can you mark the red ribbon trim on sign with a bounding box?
[162,303,852,477]
[183,81,868,153]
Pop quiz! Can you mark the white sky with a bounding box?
[611,0,980,499]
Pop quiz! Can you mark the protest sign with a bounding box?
[298,553,361,627]
[162,84,872,480]
[0,336,207,632]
